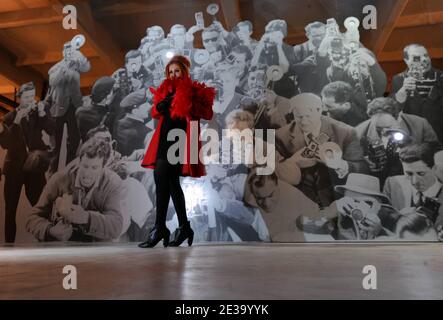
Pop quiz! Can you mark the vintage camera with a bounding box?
[367,139,387,171]
[408,56,425,80]
[343,198,380,227]
[329,38,348,69]
[326,18,340,37]
[113,69,131,96]
[417,197,441,223]
[262,34,275,47]
[300,133,330,159]
[195,11,205,29]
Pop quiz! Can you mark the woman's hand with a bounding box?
[156,93,174,114]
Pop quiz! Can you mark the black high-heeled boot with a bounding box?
[169,221,194,247]
[138,225,171,248]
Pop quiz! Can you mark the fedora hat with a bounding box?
[334,173,390,203]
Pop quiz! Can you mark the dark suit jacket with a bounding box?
[75,98,109,141]
[0,108,54,174]
[355,113,440,146]
[114,115,150,157]
[276,116,367,207]
[391,68,443,142]
[276,116,367,173]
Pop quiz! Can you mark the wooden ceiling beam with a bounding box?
[0,85,16,95]
[0,7,63,29]
[220,0,242,31]
[80,75,100,89]
[372,0,410,57]
[396,11,443,28]
[16,48,99,67]
[93,0,209,18]
[0,46,45,99]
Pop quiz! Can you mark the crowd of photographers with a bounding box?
[2,14,443,243]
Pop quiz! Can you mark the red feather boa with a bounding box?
[149,77,215,121]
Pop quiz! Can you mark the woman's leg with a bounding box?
[154,160,171,228]
[169,165,188,226]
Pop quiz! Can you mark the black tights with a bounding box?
[154,159,188,228]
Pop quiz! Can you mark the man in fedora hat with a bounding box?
[330,173,401,240]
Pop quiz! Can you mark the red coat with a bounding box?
[141,77,215,177]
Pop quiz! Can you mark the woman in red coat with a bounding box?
[139,55,215,248]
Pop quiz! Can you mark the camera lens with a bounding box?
[351,209,364,221]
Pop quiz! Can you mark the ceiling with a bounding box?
[0,0,443,107]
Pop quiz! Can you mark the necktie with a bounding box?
[416,192,424,207]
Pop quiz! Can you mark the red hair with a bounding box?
[165,55,191,79]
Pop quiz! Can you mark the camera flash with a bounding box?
[393,132,405,141]
[166,51,174,59]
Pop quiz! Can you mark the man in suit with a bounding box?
[276,93,367,207]
[384,143,443,228]
[355,97,439,186]
[391,44,443,142]
[233,20,258,55]
[292,21,325,94]
[0,82,55,242]
[251,19,299,98]
[293,21,325,64]
[315,35,387,101]
[125,50,153,90]
[47,41,90,171]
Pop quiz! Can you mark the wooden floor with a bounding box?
[0,242,442,300]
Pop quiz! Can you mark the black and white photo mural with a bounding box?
[1,3,443,244]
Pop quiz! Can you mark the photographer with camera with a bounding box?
[46,39,90,173]
[355,97,439,186]
[125,50,152,91]
[383,143,443,232]
[327,173,401,240]
[275,93,366,208]
[392,44,443,142]
[251,19,299,98]
[0,82,55,243]
[314,20,386,101]
[233,21,259,54]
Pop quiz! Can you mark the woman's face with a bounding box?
[168,63,183,79]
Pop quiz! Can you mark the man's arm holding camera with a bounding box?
[26,172,70,241]
[80,182,124,240]
[391,73,415,104]
[357,49,387,97]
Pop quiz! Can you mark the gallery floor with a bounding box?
[0,242,442,300]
